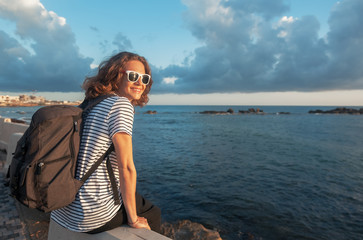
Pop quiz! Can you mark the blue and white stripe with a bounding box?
[51,96,134,232]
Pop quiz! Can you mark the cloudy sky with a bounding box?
[0,0,362,105]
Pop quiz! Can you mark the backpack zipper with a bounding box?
[74,121,78,132]
[35,155,71,175]
[35,162,44,175]
[20,165,31,186]
[69,119,79,160]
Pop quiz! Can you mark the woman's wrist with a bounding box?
[128,218,139,225]
[128,216,150,230]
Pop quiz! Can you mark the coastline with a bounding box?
[0,101,81,108]
[0,94,82,108]
[1,151,223,240]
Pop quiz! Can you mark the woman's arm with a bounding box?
[112,132,150,229]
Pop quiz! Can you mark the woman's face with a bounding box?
[117,60,146,101]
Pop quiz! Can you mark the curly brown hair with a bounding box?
[82,51,152,107]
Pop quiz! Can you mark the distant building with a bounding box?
[18,95,45,103]
[29,95,45,103]
[19,95,30,102]
[0,94,45,104]
[0,94,79,106]
[0,95,19,103]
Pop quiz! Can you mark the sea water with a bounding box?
[1,105,362,240]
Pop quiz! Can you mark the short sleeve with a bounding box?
[108,97,134,139]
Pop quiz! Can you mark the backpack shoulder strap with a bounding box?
[78,94,115,136]
[79,94,115,111]
[80,144,114,183]
[79,144,119,205]
[77,94,120,205]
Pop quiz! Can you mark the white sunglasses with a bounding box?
[122,70,151,85]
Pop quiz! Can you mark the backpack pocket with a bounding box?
[9,157,28,195]
[36,156,81,212]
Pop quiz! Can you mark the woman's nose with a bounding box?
[135,78,142,85]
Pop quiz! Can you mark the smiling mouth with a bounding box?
[131,88,143,93]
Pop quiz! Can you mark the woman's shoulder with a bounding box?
[91,95,132,112]
[105,95,134,112]
[100,95,130,105]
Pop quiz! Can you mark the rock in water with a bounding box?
[226,108,234,114]
[161,220,222,240]
[145,110,157,114]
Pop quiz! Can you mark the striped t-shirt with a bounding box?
[51,96,134,232]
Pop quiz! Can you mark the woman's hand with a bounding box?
[128,216,151,230]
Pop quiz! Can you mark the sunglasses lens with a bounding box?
[128,72,139,82]
[125,71,150,85]
[142,75,150,85]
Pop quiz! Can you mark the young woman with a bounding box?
[51,52,161,233]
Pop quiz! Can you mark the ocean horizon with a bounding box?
[1,104,362,122]
[1,105,362,240]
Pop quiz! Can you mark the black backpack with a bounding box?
[7,95,120,212]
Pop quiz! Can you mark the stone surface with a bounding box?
[226,108,234,114]
[199,109,234,115]
[161,220,222,240]
[239,108,265,114]
[309,107,363,114]
[0,150,27,240]
[145,110,157,114]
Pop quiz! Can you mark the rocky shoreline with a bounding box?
[145,110,158,114]
[200,108,235,115]
[0,151,222,240]
[0,102,81,107]
[199,108,290,115]
[197,107,363,115]
[162,220,222,240]
[309,107,363,114]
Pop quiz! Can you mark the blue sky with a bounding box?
[0,0,362,105]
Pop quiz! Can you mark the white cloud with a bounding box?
[112,32,132,51]
[183,0,233,26]
[277,30,287,38]
[275,16,296,38]
[154,0,363,94]
[162,77,178,85]
[90,63,99,69]
[0,0,92,92]
[280,16,295,24]
[48,11,66,28]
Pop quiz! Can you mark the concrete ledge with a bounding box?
[0,117,28,173]
[0,117,28,151]
[3,132,24,173]
[14,200,171,240]
[48,219,171,240]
